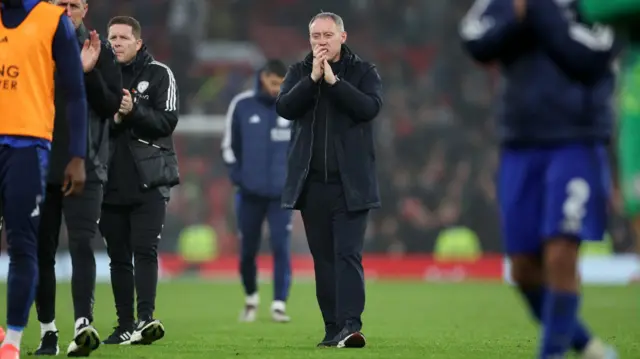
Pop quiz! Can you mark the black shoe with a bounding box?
[67,320,100,357]
[317,326,340,347]
[334,327,366,348]
[32,331,60,355]
[317,338,338,348]
[130,319,165,345]
[101,326,132,345]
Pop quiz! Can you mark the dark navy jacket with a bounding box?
[221,74,290,199]
[459,0,620,145]
[276,45,383,211]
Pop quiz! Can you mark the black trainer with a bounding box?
[32,331,60,356]
[101,326,132,345]
[130,319,165,345]
[317,325,340,348]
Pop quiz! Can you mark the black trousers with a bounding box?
[299,181,368,335]
[36,181,103,323]
[99,199,166,328]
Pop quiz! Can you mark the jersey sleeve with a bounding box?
[52,15,87,158]
[459,0,521,63]
[527,0,619,82]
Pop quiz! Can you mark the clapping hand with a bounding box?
[119,89,133,115]
[311,46,328,82]
[80,30,101,73]
[323,59,337,85]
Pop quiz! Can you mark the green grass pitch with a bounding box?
[5,281,639,358]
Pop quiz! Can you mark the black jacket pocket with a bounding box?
[129,138,180,189]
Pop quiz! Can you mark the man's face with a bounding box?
[52,0,87,29]
[108,24,142,64]
[260,72,284,98]
[309,17,346,62]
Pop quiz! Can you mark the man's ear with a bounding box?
[341,31,347,44]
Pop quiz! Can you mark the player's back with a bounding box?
[496,29,615,146]
[0,1,64,142]
[461,0,618,147]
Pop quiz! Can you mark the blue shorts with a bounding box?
[498,144,610,255]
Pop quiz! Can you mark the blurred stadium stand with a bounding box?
[1,0,637,283]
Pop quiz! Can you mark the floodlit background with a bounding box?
[35,0,635,282]
[1,1,638,357]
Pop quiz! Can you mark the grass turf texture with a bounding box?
[5,281,639,358]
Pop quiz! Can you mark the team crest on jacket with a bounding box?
[277,116,290,127]
[271,116,291,142]
[137,81,150,93]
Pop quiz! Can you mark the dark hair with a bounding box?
[107,16,142,39]
[262,59,287,78]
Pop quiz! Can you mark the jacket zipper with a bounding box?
[124,64,150,188]
[324,107,328,183]
[304,86,322,183]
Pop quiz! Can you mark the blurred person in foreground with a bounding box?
[221,59,293,323]
[102,16,180,346]
[33,0,123,356]
[460,0,619,358]
[581,0,640,257]
[276,12,383,348]
[0,0,88,357]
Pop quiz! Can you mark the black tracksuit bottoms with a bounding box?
[99,199,166,328]
[299,181,368,335]
[36,181,103,324]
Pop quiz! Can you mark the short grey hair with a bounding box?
[308,12,345,32]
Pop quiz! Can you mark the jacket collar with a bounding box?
[75,22,89,46]
[124,44,154,72]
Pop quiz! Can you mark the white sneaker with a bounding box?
[270,300,290,323]
[239,305,258,322]
[581,338,619,359]
[239,293,259,322]
[67,318,100,357]
[130,319,165,345]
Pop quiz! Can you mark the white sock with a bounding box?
[40,321,57,338]
[3,328,23,349]
[74,317,89,335]
[271,300,286,312]
[245,293,259,307]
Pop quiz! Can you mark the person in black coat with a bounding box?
[33,0,123,356]
[101,15,179,346]
[276,11,383,349]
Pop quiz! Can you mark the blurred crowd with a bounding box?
[49,0,636,256]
